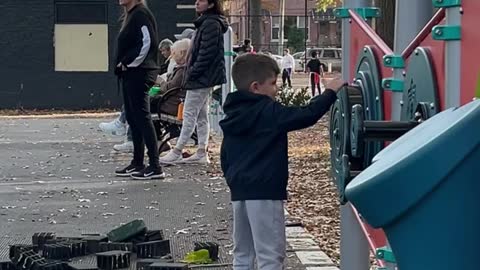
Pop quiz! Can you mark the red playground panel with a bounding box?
[461,0,480,104]
[349,10,393,121]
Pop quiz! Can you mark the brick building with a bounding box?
[224,0,341,53]
[0,0,196,109]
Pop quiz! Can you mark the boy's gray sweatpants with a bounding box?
[176,87,211,150]
[232,200,286,270]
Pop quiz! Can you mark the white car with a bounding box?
[270,54,284,69]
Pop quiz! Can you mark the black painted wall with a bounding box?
[0,0,196,110]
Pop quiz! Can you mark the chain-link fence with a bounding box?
[225,8,341,56]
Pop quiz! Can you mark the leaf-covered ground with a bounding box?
[286,119,341,265]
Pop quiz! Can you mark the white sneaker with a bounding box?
[159,150,182,165]
[181,152,210,164]
[113,141,133,152]
[99,119,127,136]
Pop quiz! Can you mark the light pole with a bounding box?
[304,0,308,71]
[278,0,285,55]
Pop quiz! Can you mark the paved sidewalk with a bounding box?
[0,118,338,269]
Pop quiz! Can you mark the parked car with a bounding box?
[293,47,342,72]
[270,54,284,69]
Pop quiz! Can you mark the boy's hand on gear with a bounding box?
[322,76,347,92]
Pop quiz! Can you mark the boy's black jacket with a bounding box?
[219,89,337,201]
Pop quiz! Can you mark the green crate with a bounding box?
[107,219,147,242]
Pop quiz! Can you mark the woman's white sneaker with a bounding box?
[99,119,127,136]
[113,141,134,152]
[181,152,210,164]
[159,150,182,164]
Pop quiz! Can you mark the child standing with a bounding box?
[306,51,325,96]
[220,54,343,270]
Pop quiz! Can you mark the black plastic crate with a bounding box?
[12,249,47,270]
[128,230,164,252]
[43,244,71,260]
[9,245,38,260]
[32,233,56,249]
[147,263,188,270]
[82,236,108,254]
[39,261,69,270]
[67,263,97,270]
[136,240,170,259]
[66,241,88,257]
[136,258,174,270]
[145,230,164,242]
[0,261,15,270]
[98,242,133,252]
[96,251,131,270]
[194,242,219,261]
[43,241,87,259]
[55,237,84,243]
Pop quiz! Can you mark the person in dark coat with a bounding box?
[114,0,164,180]
[160,0,229,165]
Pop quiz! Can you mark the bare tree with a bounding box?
[249,0,262,48]
[373,0,396,49]
[316,0,396,48]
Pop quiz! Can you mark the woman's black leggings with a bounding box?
[122,69,160,169]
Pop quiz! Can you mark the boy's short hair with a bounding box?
[232,54,281,91]
[311,51,317,58]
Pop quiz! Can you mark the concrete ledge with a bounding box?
[284,209,338,269]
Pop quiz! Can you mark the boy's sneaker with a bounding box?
[99,119,127,136]
[115,164,144,177]
[181,152,210,164]
[131,166,165,180]
[159,150,182,165]
[113,141,134,152]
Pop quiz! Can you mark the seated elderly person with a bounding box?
[150,38,191,116]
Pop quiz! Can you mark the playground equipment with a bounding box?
[330,0,480,269]
[209,27,234,135]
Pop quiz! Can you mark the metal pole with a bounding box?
[384,1,433,269]
[247,0,250,42]
[278,0,285,55]
[391,0,433,121]
[340,1,370,270]
[445,7,461,108]
[304,0,308,68]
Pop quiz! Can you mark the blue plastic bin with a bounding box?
[345,100,480,270]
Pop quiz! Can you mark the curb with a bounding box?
[0,112,118,120]
[285,209,339,270]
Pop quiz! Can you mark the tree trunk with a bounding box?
[374,0,396,49]
[249,0,262,49]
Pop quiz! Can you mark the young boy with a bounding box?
[219,54,343,270]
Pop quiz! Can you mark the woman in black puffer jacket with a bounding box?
[160,0,229,165]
